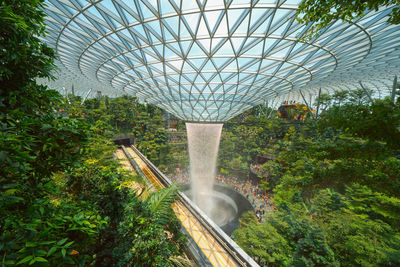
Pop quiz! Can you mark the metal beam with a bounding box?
[96,91,102,101]
[359,81,373,102]
[391,75,398,103]
[299,90,314,118]
[41,1,400,122]
[316,87,321,117]
[71,84,75,103]
[81,88,92,105]
[267,97,278,119]
[62,87,70,104]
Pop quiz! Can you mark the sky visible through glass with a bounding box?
[41,0,400,121]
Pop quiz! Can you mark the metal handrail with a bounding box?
[127,145,260,267]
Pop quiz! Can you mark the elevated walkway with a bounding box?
[115,145,259,267]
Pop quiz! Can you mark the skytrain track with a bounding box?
[115,145,259,267]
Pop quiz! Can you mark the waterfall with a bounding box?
[186,122,223,215]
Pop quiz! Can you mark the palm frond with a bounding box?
[145,183,180,225]
[137,183,153,201]
[169,255,196,267]
[130,173,146,185]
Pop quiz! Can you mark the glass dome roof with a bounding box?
[41,0,400,121]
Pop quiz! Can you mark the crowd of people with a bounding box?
[169,168,190,184]
[215,175,275,222]
[283,100,297,105]
[169,169,276,222]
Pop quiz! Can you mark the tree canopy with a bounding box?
[219,91,400,266]
[0,0,188,265]
[297,0,400,38]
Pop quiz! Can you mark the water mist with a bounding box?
[186,122,223,216]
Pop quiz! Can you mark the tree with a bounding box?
[229,156,248,176]
[237,211,258,228]
[292,228,337,267]
[108,96,138,131]
[314,93,332,114]
[258,160,283,191]
[318,206,400,266]
[116,184,187,266]
[0,0,87,198]
[332,90,349,107]
[233,220,291,266]
[1,0,54,87]
[297,0,400,38]
[348,89,373,105]
[320,98,400,148]
[345,184,400,231]
[0,1,115,264]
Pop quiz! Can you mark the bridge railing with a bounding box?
[129,145,260,267]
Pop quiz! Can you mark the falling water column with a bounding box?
[186,122,223,215]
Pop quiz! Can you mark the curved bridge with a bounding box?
[115,145,259,267]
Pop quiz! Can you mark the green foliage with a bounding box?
[145,183,180,225]
[168,255,195,267]
[0,0,87,200]
[115,187,186,266]
[348,89,374,105]
[0,1,101,264]
[234,220,291,266]
[228,156,248,176]
[0,1,188,265]
[345,184,400,231]
[219,115,292,176]
[320,99,400,148]
[297,0,400,39]
[310,187,400,266]
[314,93,332,114]
[0,0,54,84]
[258,161,283,190]
[291,227,337,267]
[62,92,175,169]
[228,89,400,266]
[107,96,138,131]
[235,207,338,266]
[332,90,349,106]
[0,197,108,266]
[238,211,257,228]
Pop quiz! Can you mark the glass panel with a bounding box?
[42,0,400,121]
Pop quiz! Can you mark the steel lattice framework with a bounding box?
[41,0,400,121]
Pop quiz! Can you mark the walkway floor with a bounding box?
[116,147,240,267]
